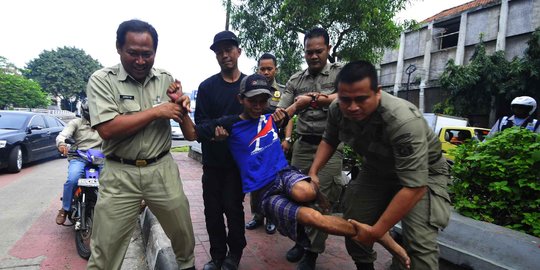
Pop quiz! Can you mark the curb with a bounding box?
[394,211,540,269]
[139,209,177,270]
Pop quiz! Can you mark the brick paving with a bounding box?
[172,152,395,270]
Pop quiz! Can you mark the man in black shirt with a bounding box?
[194,30,246,270]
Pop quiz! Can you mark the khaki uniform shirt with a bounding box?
[56,117,102,159]
[268,80,285,112]
[277,62,343,136]
[323,91,444,188]
[86,64,173,159]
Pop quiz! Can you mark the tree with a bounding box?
[24,46,102,110]
[0,56,21,75]
[439,39,523,125]
[0,73,50,109]
[227,0,409,83]
[437,29,540,125]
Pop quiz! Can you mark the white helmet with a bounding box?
[511,96,537,116]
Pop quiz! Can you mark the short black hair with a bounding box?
[116,19,158,51]
[335,60,378,91]
[304,27,329,46]
[258,53,277,66]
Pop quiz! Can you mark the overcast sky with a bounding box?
[1,0,469,93]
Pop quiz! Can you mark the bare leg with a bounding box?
[297,207,409,268]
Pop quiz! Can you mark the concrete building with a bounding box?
[379,0,540,124]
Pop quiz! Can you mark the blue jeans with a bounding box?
[62,159,87,211]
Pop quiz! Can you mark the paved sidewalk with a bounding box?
[172,152,395,270]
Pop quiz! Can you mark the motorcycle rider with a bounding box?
[488,96,540,136]
[55,102,102,225]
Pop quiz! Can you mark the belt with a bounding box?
[300,135,322,145]
[106,151,168,167]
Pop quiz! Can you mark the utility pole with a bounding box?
[405,64,416,101]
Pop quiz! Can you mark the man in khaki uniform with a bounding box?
[277,27,344,270]
[309,61,451,270]
[86,19,195,270]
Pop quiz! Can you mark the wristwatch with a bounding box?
[285,137,293,143]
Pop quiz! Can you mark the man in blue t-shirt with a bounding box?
[170,74,410,269]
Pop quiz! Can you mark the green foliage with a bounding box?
[227,0,409,83]
[0,73,50,109]
[451,128,540,237]
[0,56,21,75]
[438,28,540,122]
[24,46,102,106]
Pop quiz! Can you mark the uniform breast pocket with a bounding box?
[118,100,141,114]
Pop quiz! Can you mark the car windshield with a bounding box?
[0,114,27,130]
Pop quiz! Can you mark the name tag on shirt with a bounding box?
[120,95,135,100]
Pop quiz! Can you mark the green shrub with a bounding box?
[450,128,540,237]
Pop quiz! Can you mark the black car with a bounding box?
[0,111,66,173]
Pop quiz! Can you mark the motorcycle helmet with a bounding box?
[511,96,537,116]
[81,102,91,121]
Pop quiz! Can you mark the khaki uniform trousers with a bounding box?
[291,139,343,253]
[87,154,195,270]
[342,168,451,269]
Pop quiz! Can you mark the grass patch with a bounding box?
[171,146,190,152]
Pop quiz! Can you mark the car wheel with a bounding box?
[7,145,23,173]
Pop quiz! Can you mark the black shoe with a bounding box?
[203,259,223,270]
[221,253,241,270]
[286,244,305,263]
[355,262,374,270]
[265,220,276,234]
[296,250,318,270]
[245,218,263,230]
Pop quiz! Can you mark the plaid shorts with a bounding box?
[260,166,311,246]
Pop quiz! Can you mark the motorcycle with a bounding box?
[64,138,104,259]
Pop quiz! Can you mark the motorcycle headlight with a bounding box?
[0,140,6,148]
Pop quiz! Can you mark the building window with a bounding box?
[435,18,460,49]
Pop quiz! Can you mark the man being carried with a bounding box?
[169,74,410,269]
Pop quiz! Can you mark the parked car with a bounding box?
[440,126,490,163]
[0,111,66,173]
[170,119,184,140]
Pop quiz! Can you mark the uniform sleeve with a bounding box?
[276,79,295,109]
[391,118,429,187]
[56,119,78,147]
[86,72,118,128]
[322,101,341,147]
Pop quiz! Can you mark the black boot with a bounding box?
[286,243,305,262]
[296,250,318,270]
[203,259,223,270]
[222,252,241,270]
[355,262,375,270]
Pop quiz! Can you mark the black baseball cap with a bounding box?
[239,74,273,98]
[210,30,240,51]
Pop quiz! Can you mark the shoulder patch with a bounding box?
[395,143,414,157]
[393,133,414,157]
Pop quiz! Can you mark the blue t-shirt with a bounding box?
[228,114,288,193]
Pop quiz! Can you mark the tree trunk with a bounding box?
[489,95,497,126]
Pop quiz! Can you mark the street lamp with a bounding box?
[405,64,417,101]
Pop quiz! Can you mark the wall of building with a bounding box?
[378,0,539,117]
